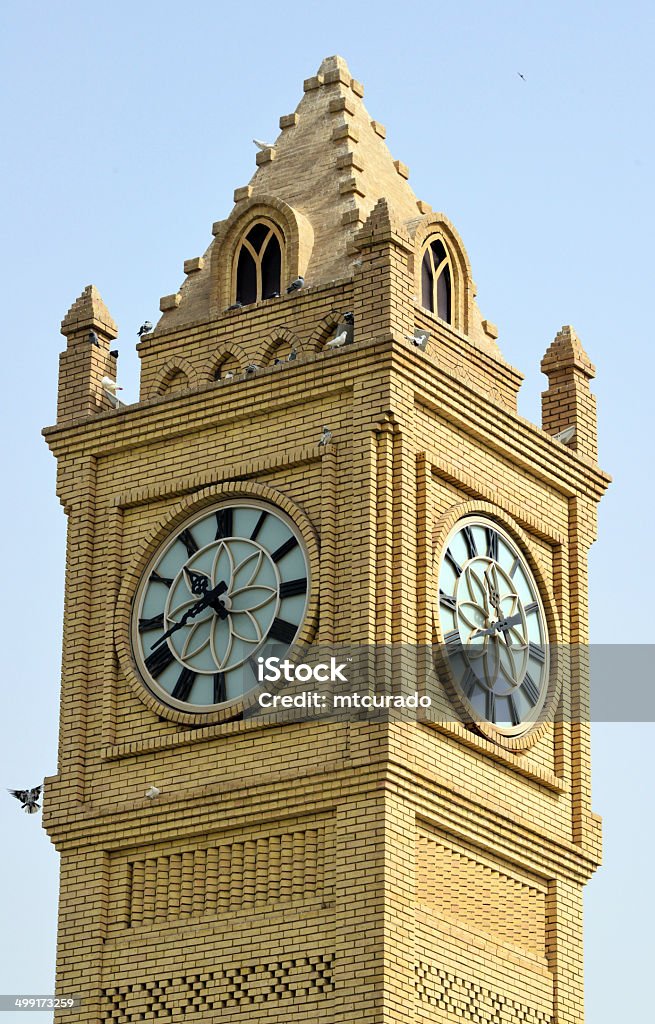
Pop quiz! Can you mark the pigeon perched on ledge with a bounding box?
[405,330,430,350]
[286,276,305,294]
[327,312,354,348]
[137,321,153,337]
[318,426,332,447]
[8,786,42,814]
[253,139,274,151]
[101,376,124,409]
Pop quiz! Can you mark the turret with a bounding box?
[57,285,118,423]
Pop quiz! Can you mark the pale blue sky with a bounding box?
[1,2,653,1020]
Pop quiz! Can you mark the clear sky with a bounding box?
[1,1,653,1021]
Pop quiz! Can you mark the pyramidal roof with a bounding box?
[158,56,447,329]
[61,284,118,337]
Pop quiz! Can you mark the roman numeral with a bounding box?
[485,690,496,723]
[509,556,520,578]
[485,528,499,561]
[444,548,462,576]
[178,529,198,557]
[508,694,521,727]
[462,525,477,559]
[213,672,226,703]
[250,511,268,541]
[150,570,173,588]
[439,590,457,612]
[271,536,299,563]
[522,672,540,706]
[138,613,164,633]
[444,629,463,656]
[269,617,298,644]
[215,508,234,539]
[461,666,478,700]
[524,602,538,615]
[171,668,196,701]
[529,641,546,662]
[279,578,307,598]
[144,644,175,678]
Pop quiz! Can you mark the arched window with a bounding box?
[421,238,452,323]
[213,354,240,380]
[233,220,283,305]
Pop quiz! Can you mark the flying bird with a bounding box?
[253,139,274,151]
[137,321,153,337]
[517,72,526,81]
[88,330,100,347]
[101,376,124,409]
[405,329,430,350]
[145,786,161,799]
[286,276,305,294]
[318,426,332,447]
[8,786,42,814]
[553,425,576,445]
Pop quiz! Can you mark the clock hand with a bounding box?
[150,579,228,650]
[471,610,525,641]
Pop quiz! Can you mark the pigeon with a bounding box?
[109,349,119,359]
[273,358,283,365]
[287,349,298,361]
[226,301,243,311]
[145,786,161,799]
[245,364,259,375]
[327,312,354,349]
[137,321,153,337]
[223,371,235,380]
[405,329,430,350]
[327,329,348,349]
[554,425,576,445]
[8,786,42,814]
[517,72,526,81]
[318,426,332,447]
[286,276,305,294]
[101,376,124,409]
[253,139,274,151]
[266,291,280,299]
[88,330,100,347]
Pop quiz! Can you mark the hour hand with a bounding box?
[150,579,229,650]
[184,567,211,595]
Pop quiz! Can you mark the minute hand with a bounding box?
[472,610,525,640]
[150,580,228,651]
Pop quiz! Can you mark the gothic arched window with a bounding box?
[421,238,452,324]
[233,220,283,306]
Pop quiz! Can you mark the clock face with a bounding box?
[437,516,549,735]
[132,501,310,711]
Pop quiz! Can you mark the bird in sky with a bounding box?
[286,276,305,294]
[88,330,100,347]
[517,72,526,81]
[405,329,430,350]
[318,426,332,447]
[8,786,42,814]
[137,321,153,337]
[253,139,274,151]
[145,786,161,799]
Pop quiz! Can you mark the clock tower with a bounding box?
[44,56,609,1024]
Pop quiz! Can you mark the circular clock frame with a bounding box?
[432,502,562,749]
[115,483,320,726]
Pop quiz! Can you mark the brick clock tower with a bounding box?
[44,56,609,1024]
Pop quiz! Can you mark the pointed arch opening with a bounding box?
[421,238,453,323]
[233,220,283,306]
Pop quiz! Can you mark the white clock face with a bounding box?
[437,516,549,735]
[132,502,309,711]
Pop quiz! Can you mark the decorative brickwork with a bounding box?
[415,962,553,1024]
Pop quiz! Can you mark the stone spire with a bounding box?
[541,325,598,461]
[57,285,119,423]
